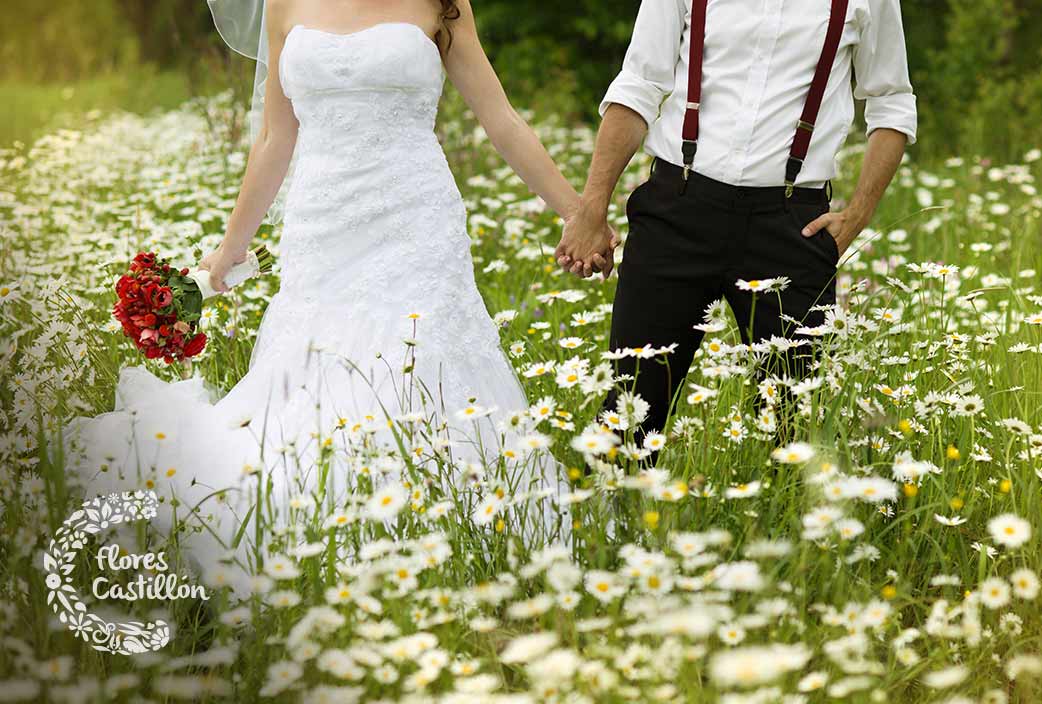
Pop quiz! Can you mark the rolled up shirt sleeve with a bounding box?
[853,0,918,144]
[599,0,686,127]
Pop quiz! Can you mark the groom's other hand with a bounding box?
[800,128,908,257]
[799,208,867,258]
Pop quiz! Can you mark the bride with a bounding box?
[67,0,614,583]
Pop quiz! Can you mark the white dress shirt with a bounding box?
[601,0,918,188]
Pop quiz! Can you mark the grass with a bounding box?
[0,68,193,147]
[0,90,1041,702]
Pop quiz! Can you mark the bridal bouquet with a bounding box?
[112,246,274,364]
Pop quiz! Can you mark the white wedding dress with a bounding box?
[67,23,568,583]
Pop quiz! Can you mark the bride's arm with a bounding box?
[199,0,299,292]
[443,1,601,243]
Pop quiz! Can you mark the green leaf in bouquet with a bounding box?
[166,273,203,324]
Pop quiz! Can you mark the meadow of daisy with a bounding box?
[1,91,1041,704]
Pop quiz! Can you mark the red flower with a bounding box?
[183,333,207,358]
[114,251,210,365]
[131,252,156,271]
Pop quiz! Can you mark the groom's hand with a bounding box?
[800,206,871,257]
[556,204,618,281]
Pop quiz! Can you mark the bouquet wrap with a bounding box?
[187,249,266,300]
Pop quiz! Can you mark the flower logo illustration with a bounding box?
[43,491,172,655]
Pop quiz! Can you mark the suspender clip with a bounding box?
[784,156,804,199]
[681,140,698,182]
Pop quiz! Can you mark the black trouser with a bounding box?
[604,160,839,440]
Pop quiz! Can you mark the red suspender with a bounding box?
[786,0,850,196]
[681,0,709,181]
[682,0,850,196]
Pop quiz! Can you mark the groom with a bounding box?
[557,0,917,441]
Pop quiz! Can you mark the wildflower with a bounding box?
[455,404,493,421]
[219,606,251,627]
[771,442,815,464]
[0,282,20,305]
[988,513,1032,548]
[1006,654,1042,680]
[264,554,301,581]
[260,661,303,697]
[708,643,811,688]
[979,577,1011,609]
[528,396,556,423]
[840,476,898,503]
[717,624,746,645]
[922,664,969,689]
[643,431,666,451]
[686,384,718,405]
[472,494,503,526]
[37,656,74,681]
[713,561,765,592]
[1010,568,1040,600]
[267,590,302,608]
[323,511,354,529]
[724,482,761,499]
[835,518,865,540]
[499,632,558,664]
[515,432,552,453]
[584,570,626,603]
[570,427,618,455]
[798,672,829,692]
[365,483,408,521]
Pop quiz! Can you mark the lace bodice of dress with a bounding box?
[279,23,443,152]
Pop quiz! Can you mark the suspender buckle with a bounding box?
[797,120,815,133]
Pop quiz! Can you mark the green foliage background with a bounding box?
[3,0,1042,155]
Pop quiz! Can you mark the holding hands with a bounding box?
[556,204,620,281]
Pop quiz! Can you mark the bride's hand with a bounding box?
[198,245,247,293]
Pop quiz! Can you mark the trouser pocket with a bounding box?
[786,199,839,266]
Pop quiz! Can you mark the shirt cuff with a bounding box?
[599,72,665,128]
[864,92,918,146]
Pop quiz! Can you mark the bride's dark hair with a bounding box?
[435,0,462,52]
